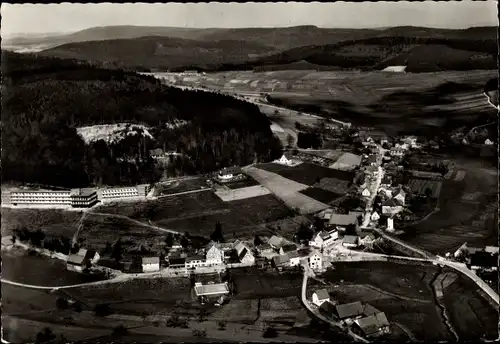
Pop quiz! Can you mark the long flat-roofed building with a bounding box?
[194,282,230,297]
[10,190,72,206]
[99,184,151,200]
[70,189,99,207]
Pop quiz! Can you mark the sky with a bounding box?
[1,1,498,37]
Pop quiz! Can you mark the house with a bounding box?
[328,213,358,231]
[288,251,302,267]
[382,198,403,216]
[312,289,330,307]
[468,252,498,272]
[485,139,494,145]
[353,312,390,337]
[390,148,405,157]
[206,243,224,266]
[380,175,392,187]
[370,211,380,222]
[309,253,323,271]
[217,167,242,181]
[309,230,338,249]
[272,254,290,269]
[149,148,165,158]
[361,188,371,197]
[342,235,359,248]
[194,282,230,298]
[256,243,275,257]
[359,232,376,249]
[79,248,100,265]
[66,253,87,273]
[168,256,186,269]
[279,244,298,255]
[393,189,406,205]
[185,255,208,269]
[142,257,160,273]
[379,187,392,198]
[268,235,285,250]
[234,241,255,265]
[363,303,382,316]
[334,301,365,321]
[386,217,395,232]
[319,301,338,318]
[366,155,377,166]
[485,246,499,255]
[277,152,294,166]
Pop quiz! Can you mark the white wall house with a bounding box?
[206,244,225,266]
[371,211,380,222]
[234,241,255,265]
[312,289,330,307]
[142,257,160,273]
[288,251,302,267]
[276,152,294,166]
[309,253,323,271]
[309,230,338,248]
[362,188,371,197]
[382,199,403,216]
[387,217,395,232]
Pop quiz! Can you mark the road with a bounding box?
[361,144,385,228]
[156,187,211,199]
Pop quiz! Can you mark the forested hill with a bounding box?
[2,52,282,188]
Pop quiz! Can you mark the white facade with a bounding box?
[277,154,293,166]
[382,205,403,216]
[387,218,394,232]
[362,188,371,197]
[309,253,323,271]
[206,245,224,265]
[100,187,140,199]
[309,231,338,248]
[371,212,380,221]
[142,262,160,273]
[289,256,302,267]
[394,193,406,206]
[312,292,330,307]
[218,173,233,181]
[11,191,72,205]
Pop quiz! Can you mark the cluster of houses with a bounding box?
[453,244,498,271]
[312,289,390,338]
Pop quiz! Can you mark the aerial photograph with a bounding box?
[1,1,498,343]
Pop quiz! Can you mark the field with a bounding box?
[322,261,498,341]
[93,190,293,240]
[223,178,260,190]
[215,185,271,202]
[155,177,209,196]
[2,247,105,286]
[407,178,442,199]
[1,207,83,237]
[300,187,342,204]
[256,162,354,186]
[400,161,498,255]
[243,166,329,214]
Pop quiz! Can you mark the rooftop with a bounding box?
[268,235,285,248]
[343,235,359,245]
[142,257,160,265]
[329,213,357,226]
[469,252,498,268]
[272,254,290,266]
[186,255,206,262]
[281,244,297,253]
[314,289,330,300]
[70,188,97,197]
[335,301,364,319]
[67,254,86,265]
[194,282,230,297]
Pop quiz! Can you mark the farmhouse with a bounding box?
[149,148,165,158]
[142,257,160,273]
[361,188,371,197]
[328,213,358,231]
[234,241,255,265]
[334,301,365,321]
[217,167,243,181]
[206,243,225,266]
[185,255,208,269]
[268,235,285,250]
[272,254,290,269]
[276,152,294,166]
[353,312,390,337]
[287,251,302,266]
[66,254,87,273]
[468,252,498,272]
[168,256,186,269]
[359,232,376,249]
[280,243,298,255]
[370,211,380,222]
[342,235,359,248]
[194,282,230,298]
[256,243,275,257]
[312,289,330,307]
[309,230,338,249]
[309,253,323,271]
[382,198,403,216]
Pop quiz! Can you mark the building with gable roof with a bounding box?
[309,230,338,249]
[312,289,330,307]
[381,198,403,215]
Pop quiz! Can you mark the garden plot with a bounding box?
[408,179,442,198]
[215,185,271,202]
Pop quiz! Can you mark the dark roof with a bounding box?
[314,289,330,300]
[382,198,400,207]
[363,303,381,316]
[238,247,249,261]
[335,301,364,319]
[281,244,297,253]
[319,301,337,315]
[272,254,290,266]
[470,252,498,268]
[186,255,206,262]
[381,176,392,184]
[257,243,273,251]
[319,230,331,240]
[219,166,241,175]
[168,257,186,265]
[67,254,85,265]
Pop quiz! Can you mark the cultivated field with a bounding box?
[401,162,497,255]
[407,179,442,199]
[222,178,260,190]
[322,261,498,341]
[256,162,354,186]
[1,207,83,237]
[2,247,105,286]
[243,166,329,214]
[300,187,342,204]
[232,268,303,300]
[215,185,271,202]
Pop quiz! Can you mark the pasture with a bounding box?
[256,162,354,186]
[1,207,83,237]
[2,247,105,286]
[401,162,497,254]
[243,166,329,214]
[407,178,442,199]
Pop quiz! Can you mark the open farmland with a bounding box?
[408,179,442,198]
[231,268,303,299]
[77,213,169,255]
[400,162,497,255]
[1,207,83,237]
[2,248,105,286]
[322,261,497,341]
[300,187,342,204]
[243,166,330,214]
[215,185,271,202]
[256,162,354,186]
[155,177,209,196]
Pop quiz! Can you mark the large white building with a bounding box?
[10,188,99,208]
[309,253,323,271]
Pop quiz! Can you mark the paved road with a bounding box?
[156,187,211,199]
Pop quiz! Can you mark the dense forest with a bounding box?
[2,52,282,188]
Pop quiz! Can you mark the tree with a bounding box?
[210,222,224,243]
[94,303,112,317]
[296,223,314,242]
[35,327,56,344]
[263,327,278,338]
[192,329,207,338]
[254,235,264,246]
[165,233,174,247]
[180,234,190,248]
[110,239,123,262]
[56,297,69,310]
[345,224,357,235]
[112,325,128,336]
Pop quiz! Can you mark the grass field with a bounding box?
[1,207,83,237]
[93,190,293,240]
[155,178,209,196]
[256,162,354,186]
[407,179,442,199]
[300,187,342,204]
[215,185,271,202]
[321,261,497,341]
[1,248,105,286]
[400,161,497,254]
